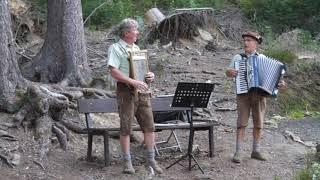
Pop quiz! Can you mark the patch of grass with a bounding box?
[277,89,305,115]
[276,89,320,119]
[273,176,281,180]
[263,49,297,64]
[295,162,320,180]
[294,152,320,180]
[289,111,305,119]
[28,0,47,14]
[298,30,320,52]
[275,61,320,119]
[295,169,313,180]
[311,162,320,179]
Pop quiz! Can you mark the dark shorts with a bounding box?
[116,82,155,135]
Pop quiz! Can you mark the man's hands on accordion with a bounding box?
[226,69,238,78]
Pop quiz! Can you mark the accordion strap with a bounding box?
[239,53,247,58]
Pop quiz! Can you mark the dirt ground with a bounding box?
[1,37,320,180]
[1,7,320,180]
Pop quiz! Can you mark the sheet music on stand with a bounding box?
[172,82,213,108]
[167,82,214,174]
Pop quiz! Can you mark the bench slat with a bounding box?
[78,97,190,113]
[84,122,215,133]
[78,98,118,113]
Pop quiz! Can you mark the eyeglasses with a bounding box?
[243,39,255,43]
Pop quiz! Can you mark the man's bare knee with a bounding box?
[237,125,247,130]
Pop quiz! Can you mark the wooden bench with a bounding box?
[77,97,216,166]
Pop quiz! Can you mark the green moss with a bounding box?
[15,89,27,98]
[12,88,28,111]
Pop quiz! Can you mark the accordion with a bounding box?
[235,55,286,96]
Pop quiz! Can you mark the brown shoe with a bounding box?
[123,161,135,174]
[147,160,163,174]
[232,153,241,163]
[251,151,267,161]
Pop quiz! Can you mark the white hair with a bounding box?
[118,18,138,38]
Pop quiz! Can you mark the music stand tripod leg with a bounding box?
[190,154,204,174]
[166,107,205,174]
[166,82,214,174]
[166,153,189,169]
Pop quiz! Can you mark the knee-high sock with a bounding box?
[253,140,260,152]
[236,136,241,153]
[236,127,245,153]
[145,149,155,162]
[122,153,132,162]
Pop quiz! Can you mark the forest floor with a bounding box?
[1,6,320,180]
[1,35,320,180]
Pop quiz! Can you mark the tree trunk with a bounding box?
[24,0,91,87]
[0,0,23,112]
[0,0,112,161]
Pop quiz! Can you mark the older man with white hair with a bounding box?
[107,18,163,174]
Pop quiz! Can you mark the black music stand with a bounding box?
[166,82,214,174]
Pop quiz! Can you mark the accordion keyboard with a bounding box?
[235,60,248,94]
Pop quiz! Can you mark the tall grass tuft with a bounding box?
[263,49,297,64]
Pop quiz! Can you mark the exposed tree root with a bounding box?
[13,83,113,159]
[52,124,67,150]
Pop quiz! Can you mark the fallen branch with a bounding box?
[83,1,108,25]
[33,160,45,170]
[0,123,15,128]
[201,70,216,75]
[1,135,18,141]
[15,50,32,60]
[215,107,237,111]
[0,154,14,168]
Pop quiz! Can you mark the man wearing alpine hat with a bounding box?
[226,31,287,163]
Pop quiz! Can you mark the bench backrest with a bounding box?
[77,97,190,113]
[78,98,118,113]
[77,97,191,129]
